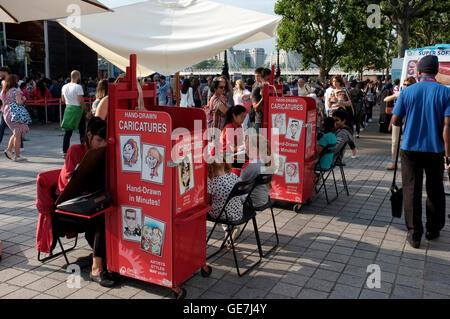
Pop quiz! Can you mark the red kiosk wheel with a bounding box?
[200,265,212,277]
[172,287,187,300]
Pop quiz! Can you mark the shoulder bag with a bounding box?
[390,126,403,218]
[10,89,32,125]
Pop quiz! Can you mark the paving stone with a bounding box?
[297,288,329,299]
[270,282,302,298]
[329,284,361,299]
[337,274,366,288]
[304,279,334,293]
[3,288,40,299]
[359,289,389,299]
[392,285,422,299]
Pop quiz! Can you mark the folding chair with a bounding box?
[334,142,350,196]
[238,174,279,257]
[314,143,339,204]
[206,180,263,277]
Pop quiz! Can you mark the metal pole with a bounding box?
[44,21,50,78]
[24,56,28,77]
[2,22,6,67]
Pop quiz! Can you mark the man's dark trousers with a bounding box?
[401,150,446,239]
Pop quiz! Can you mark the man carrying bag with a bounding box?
[61,70,90,158]
[392,55,450,249]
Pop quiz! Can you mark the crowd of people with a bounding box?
[1,57,448,266]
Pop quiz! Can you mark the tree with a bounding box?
[409,10,450,48]
[240,60,250,69]
[380,0,444,58]
[339,0,395,77]
[275,0,353,79]
[193,59,221,69]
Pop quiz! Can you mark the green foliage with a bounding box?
[275,0,349,78]
[193,59,221,69]
[240,60,251,69]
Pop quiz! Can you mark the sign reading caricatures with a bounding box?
[269,96,317,204]
[114,109,173,287]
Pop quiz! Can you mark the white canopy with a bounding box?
[58,0,281,76]
[0,0,111,23]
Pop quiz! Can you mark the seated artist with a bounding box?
[56,116,114,287]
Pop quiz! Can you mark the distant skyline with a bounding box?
[99,0,279,53]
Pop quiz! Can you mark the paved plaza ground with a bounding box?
[0,119,449,300]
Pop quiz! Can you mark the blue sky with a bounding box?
[99,0,278,53]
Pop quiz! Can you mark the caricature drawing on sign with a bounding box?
[141,144,165,184]
[140,225,152,252]
[151,227,163,256]
[120,135,142,172]
[286,118,303,142]
[285,162,300,184]
[141,215,166,257]
[123,139,139,167]
[122,207,142,242]
[272,113,287,135]
[179,153,194,195]
[274,153,287,176]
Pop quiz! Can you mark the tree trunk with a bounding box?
[397,19,409,58]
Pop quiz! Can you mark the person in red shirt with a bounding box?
[220,105,247,153]
[30,81,52,124]
[57,117,114,287]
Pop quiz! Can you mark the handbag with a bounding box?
[390,126,403,218]
[10,89,32,125]
[61,105,83,131]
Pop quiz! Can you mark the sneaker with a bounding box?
[4,150,13,160]
[368,119,373,123]
[360,128,364,132]
[356,134,360,139]
[387,165,396,171]
[90,271,115,287]
[14,156,27,162]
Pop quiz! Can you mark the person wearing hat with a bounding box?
[392,55,450,249]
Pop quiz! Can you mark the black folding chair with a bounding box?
[237,174,279,257]
[206,180,263,277]
[334,142,350,196]
[314,143,339,204]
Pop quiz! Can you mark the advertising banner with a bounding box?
[269,96,308,203]
[402,44,450,87]
[112,109,174,288]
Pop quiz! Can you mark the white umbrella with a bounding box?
[58,0,281,75]
[0,0,111,23]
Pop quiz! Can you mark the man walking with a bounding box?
[392,55,450,248]
[61,70,89,158]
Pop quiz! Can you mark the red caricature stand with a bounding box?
[263,82,318,212]
[105,55,211,299]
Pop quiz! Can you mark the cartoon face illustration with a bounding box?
[145,147,163,178]
[181,160,191,188]
[274,114,284,129]
[124,209,137,232]
[150,227,163,255]
[123,139,139,167]
[289,120,300,139]
[286,163,297,179]
[141,225,152,251]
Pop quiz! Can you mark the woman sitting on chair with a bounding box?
[56,116,114,287]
